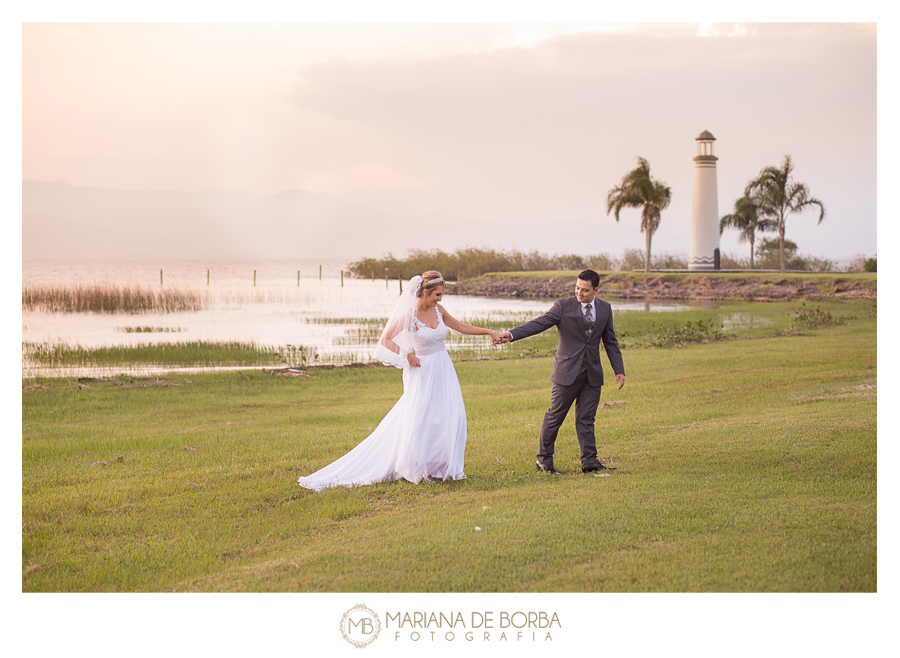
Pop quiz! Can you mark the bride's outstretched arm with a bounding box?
[437,304,499,341]
[377,317,403,354]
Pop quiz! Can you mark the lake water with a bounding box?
[22,259,693,377]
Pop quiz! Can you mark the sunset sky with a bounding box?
[20,12,881,262]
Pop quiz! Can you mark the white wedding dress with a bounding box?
[298,306,467,492]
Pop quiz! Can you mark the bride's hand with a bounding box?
[492,331,511,345]
[407,354,421,367]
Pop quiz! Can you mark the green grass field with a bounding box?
[21,299,876,592]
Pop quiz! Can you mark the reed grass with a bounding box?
[115,326,184,333]
[21,301,870,374]
[23,283,421,314]
[22,340,316,368]
[330,326,384,344]
[304,316,388,325]
[23,283,206,314]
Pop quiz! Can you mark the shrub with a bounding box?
[349,247,621,279]
[844,254,867,273]
[719,252,749,269]
[647,319,729,348]
[794,304,841,330]
[652,251,688,269]
[753,238,837,271]
[616,248,646,272]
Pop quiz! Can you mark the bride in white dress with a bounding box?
[298,271,499,492]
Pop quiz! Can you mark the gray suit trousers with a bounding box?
[537,369,603,469]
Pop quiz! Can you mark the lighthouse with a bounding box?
[689,130,720,270]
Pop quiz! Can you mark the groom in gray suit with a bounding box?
[497,269,625,475]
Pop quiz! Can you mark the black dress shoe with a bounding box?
[582,463,617,473]
[536,461,561,476]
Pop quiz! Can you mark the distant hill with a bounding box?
[22,181,421,260]
[22,181,640,261]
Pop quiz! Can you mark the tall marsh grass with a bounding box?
[23,283,206,314]
[115,326,184,333]
[22,340,315,368]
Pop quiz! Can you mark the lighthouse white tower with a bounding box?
[689,130,720,270]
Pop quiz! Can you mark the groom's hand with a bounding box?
[616,374,625,390]
[496,331,512,345]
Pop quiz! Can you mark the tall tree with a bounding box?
[719,194,777,270]
[745,155,825,273]
[606,157,672,272]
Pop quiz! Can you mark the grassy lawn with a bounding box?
[22,300,876,592]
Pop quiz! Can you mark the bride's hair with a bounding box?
[418,271,445,297]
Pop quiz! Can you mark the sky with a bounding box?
[21,19,878,262]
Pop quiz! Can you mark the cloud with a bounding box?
[301,165,430,195]
[22,23,877,260]
[289,24,874,148]
[285,25,875,233]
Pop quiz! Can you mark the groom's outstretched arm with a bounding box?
[504,300,564,342]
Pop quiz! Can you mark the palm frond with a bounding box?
[606,158,671,268]
[740,155,825,272]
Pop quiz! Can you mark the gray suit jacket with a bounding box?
[510,296,625,388]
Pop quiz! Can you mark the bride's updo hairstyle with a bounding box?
[418,271,446,297]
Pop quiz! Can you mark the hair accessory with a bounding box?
[424,276,444,286]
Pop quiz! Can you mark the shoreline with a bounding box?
[448,272,877,302]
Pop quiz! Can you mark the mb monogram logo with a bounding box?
[340,604,382,648]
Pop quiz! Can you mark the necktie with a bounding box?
[583,303,594,333]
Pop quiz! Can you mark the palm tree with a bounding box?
[606,157,672,272]
[745,155,825,273]
[719,194,777,270]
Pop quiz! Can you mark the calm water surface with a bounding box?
[23,260,694,377]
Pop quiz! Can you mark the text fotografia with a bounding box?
[387,611,561,642]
